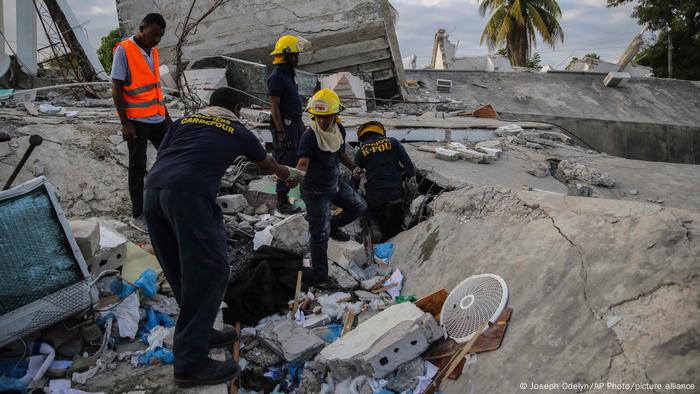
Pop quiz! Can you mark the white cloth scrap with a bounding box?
[414,360,439,394]
[115,292,140,339]
[384,269,404,299]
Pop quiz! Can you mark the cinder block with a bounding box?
[69,220,100,259]
[86,225,127,276]
[318,302,443,380]
[216,194,249,214]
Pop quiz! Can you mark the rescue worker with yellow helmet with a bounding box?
[291,88,367,284]
[267,35,310,215]
[354,121,418,242]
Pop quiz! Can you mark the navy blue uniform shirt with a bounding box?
[146,112,266,200]
[354,134,416,191]
[267,65,303,121]
[298,124,347,193]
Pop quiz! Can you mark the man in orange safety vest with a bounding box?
[111,13,171,233]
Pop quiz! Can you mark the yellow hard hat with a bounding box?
[306,88,342,116]
[270,35,310,56]
[357,121,386,139]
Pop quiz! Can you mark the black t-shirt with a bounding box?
[354,134,416,191]
[145,112,266,200]
[267,65,303,121]
[297,124,347,193]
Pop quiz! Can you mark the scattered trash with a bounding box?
[38,103,63,115]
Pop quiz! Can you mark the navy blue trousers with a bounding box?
[271,119,304,197]
[301,181,366,280]
[144,189,230,373]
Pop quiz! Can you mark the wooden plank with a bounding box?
[415,289,449,321]
[230,321,241,394]
[371,283,398,294]
[341,311,356,336]
[291,271,303,321]
[424,321,489,394]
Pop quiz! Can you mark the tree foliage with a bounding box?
[97,28,122,74]
[608,0,700,80]
[584,52,600,59]
[479,0,564,67]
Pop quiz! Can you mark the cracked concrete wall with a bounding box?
[391,186,699,393]
[115,0,406,98]
[406,70,700,164]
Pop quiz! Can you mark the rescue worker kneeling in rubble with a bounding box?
[143,87,303,387]
[354,121,418,242]
[291,88,367,284]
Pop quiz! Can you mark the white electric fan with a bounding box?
[440,274,509,343]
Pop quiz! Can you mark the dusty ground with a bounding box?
[2,104,698,393]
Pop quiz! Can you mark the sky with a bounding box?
[0,0,642,69]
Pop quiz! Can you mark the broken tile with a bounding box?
[258,320,325,363]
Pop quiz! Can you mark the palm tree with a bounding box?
[479,0,564,67]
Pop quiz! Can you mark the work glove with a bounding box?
[404,176,419,199]
[284,166,306,187]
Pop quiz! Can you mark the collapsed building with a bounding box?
[115,0,407,99]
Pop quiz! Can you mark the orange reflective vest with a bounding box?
[114,39,165,119]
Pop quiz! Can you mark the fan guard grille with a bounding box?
[440,274,508,343]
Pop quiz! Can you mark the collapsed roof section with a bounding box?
[115,0,406,99]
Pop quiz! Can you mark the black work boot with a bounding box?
[330,227,351,242]
[208,326,238,349]
[276,196,302,215]
[174,358,240,387]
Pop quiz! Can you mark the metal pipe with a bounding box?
[3,134,43,190]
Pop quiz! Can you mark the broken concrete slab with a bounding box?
[386,357,424,393]
[329,262,359,289]
[391,187,700,394]
[258,320,325,363]
[434,148,460,161]
[243,344,283,367]
[354,290,382,302]
[70,219,100,259]
[317,302,443,380]
[216,194,249,214]
[269,214,309,255]
[301,313,331,330]
[557,159,615,187]
[327,239,366,266]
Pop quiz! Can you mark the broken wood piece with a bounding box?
[424,321,489,394]
[371,283,399,294]
[291,271,302,321]
[341,311,355,336]
[415,289,449,321]
[230,321,241,394]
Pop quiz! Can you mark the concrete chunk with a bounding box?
[434,148,460,161]
[70,220,100,259]
[216,194,249,214]
[318,302,443,379]
[86,225,127,276]
[259,320,325,363]
[302,313,331,329]
[328,239,366,266]
[329,262,359,289]
[270,214,309,255]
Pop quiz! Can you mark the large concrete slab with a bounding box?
[390,186,700,393]
[406,70,700,164]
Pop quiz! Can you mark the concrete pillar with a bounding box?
[0,0,5,53]
[16,0,38,74]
